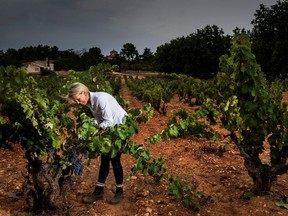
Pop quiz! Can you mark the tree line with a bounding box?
[0,0,287,79]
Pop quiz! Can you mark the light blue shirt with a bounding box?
[86,92,127,129]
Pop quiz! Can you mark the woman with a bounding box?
[67,82,127,204]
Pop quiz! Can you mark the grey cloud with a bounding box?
[0,0,278,55]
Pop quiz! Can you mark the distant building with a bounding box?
[107,49,119,60]
[23,58,54,74]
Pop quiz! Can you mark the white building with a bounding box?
[24,58,54,74]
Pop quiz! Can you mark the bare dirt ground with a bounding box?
[0,74,288,216]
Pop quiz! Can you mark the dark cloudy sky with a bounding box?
[0,0,278,55]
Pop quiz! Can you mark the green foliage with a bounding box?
[169,75,213,106]
[81,47,104,69]
[76,103,153,159]
[0,66,29,145]
[168,175,213,211]
[40,68,56,75]
[241,192,256,200]
[132,155,167,183]
[0,65,27,103]
[120,43,139,62]
[147,109,220,143]
[126,76,175,114]
[146,134,162,144]
[275,196,288,209]
[74,102,167,183]
[154,25,231,78]
[88,62,115,73]
[217,34,288,195]
[251,0,288,78]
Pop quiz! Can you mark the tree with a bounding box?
[251,0,288,78]
[189,25,231,78]
[50,46,60,60]
[120,43,139,62]
[233,27,250,35]
[80,47,104,69]
[17,45,60,62]
[139,48,154,62]
[154,43,173,73]
[55,49,82,71]
[153,25,231,78]
[0,48,21,67]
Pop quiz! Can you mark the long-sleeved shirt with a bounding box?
[86,92,127,129]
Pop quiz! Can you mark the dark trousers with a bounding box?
[98,152,123,186]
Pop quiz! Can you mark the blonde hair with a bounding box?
[65,82,90,103]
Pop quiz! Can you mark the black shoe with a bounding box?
[110,187,123,204]
[82,186,104,204]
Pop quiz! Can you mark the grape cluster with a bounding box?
[70,149,84,176]
[83,149,90,159]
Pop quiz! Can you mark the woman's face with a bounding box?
[73,91,89,106]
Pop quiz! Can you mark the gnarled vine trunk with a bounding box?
[238,141,288,195]
[23,151,70,212]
